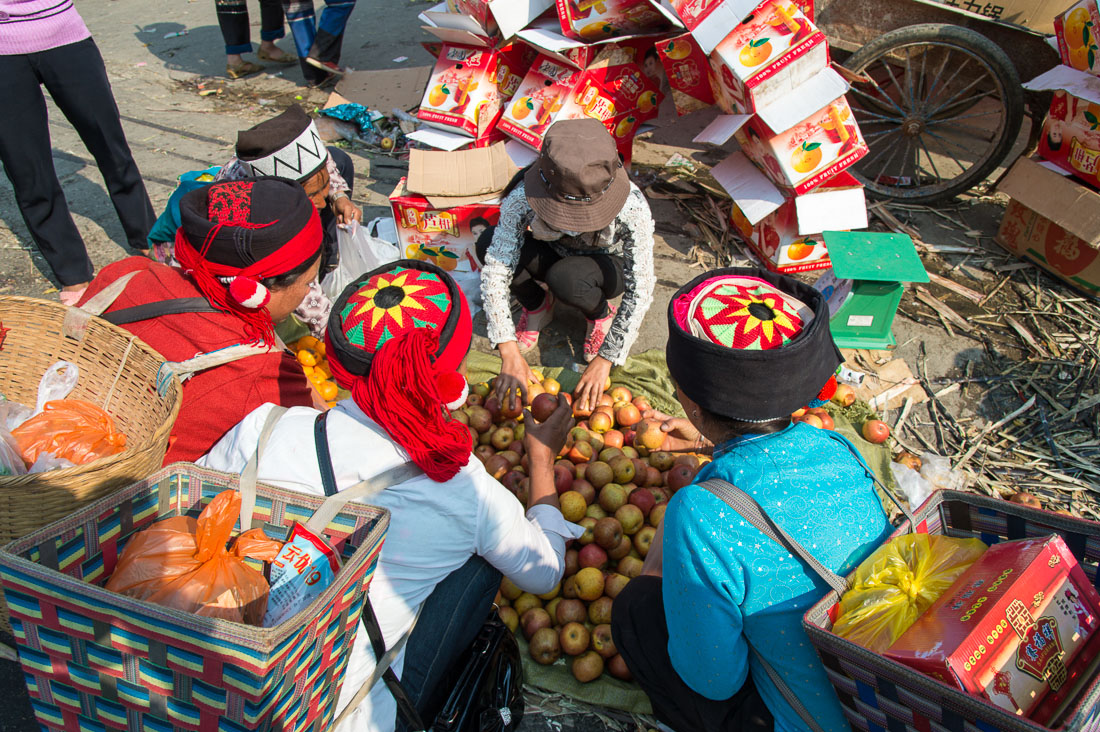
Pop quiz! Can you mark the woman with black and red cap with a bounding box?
[610,268,892,732]
[78,177,323,464]
[201,260,583,732]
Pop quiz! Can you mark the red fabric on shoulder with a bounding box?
[79,257,312,463]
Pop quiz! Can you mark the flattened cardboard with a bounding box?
[516,11,681,68]
[407,144,519,200]
[335,67,434,113]
[407,127,476,150]
[710,151,784,224]
[793,172,866,235]
[998,156,1100,246]
[429,0,555,39]
[1024,64,1100,104]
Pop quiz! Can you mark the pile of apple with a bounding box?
[449,377,707,684]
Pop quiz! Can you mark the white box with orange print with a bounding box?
[1055,0,1100,76]
[707,0,827,115]
[731,172,867,273]
[554,0,674,42]
[417,19,525,140]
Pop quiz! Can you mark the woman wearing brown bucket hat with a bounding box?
[477,118,656,412]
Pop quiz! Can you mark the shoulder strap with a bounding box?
[101,298,219,325]
[314,412,339,497]
[699,478,836,732]
[698,479,848,595]
[155,343,277,397]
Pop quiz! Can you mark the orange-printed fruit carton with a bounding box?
[1038,88,1100,190]
[656,32,716,114]
[1055,0,1100,76]
[390,179,500,272]
[555,0,673,42]
[730,171,865,273]
[418,44,506,138]
[668,0,816,54]
[498,54,622,149]
[885,535,1100,723]
[734,95,867,194]
[707,0,827,115]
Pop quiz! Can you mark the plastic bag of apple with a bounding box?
[449,376,710,684]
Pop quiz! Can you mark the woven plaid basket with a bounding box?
[804,489,1100,732]
[0,462,389,732]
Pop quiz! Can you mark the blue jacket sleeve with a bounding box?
[147,168,220,246]
[662,488,751,700]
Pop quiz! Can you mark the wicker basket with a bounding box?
[0,296,181,632]
[0,463,390,731]
[804,490,1100,732]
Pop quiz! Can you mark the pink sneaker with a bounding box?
[515,293,554,354]
[584,304,617,362]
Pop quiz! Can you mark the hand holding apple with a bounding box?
[496,341,539,412]
[524,393,574,463]
[573,356,612,415]
[639,409,713,453]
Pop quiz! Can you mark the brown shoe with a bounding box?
[226,60,264,79]
[257,48,297,64]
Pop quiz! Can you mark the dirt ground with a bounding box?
[0,0,1097,730]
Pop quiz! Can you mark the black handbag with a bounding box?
[313,412,524,732]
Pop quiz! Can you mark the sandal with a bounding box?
[226,60,264,79]
[257,48,297,64]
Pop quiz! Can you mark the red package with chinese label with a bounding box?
[419,43,507,138]
[390,179,500,272]
[1037,89,1100,191]
[885,535,1100,723]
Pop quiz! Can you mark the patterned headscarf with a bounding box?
[667,268,842,421]
[325,260,473,482]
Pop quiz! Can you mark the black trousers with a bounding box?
[611,576,775,732]
[0,38,154,286]
[318,146,353,275]
[215,0,286,55]
[475,228,625,320]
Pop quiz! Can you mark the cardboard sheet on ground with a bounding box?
[334,67,434,113]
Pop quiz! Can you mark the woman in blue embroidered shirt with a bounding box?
[610,268,892,732]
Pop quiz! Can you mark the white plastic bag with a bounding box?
[321,221,399,299]
[920,452,966,492]
[27,451,75,474]
[449,269,483,320]
[0,398,32,432]
[0,429,26,476]
[890,461,932,508]
[35,361,79,415]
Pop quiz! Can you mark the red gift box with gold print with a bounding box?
[885,535,1100,723]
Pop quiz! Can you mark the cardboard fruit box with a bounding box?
[418,42,507,138]
[734,83,867,194]
[996,156,1100,298]
[439,0,554,39]
[555,0,673,42]
[707,0,827,115]
[732,171,866,273]
[885,535,1100,723]
[656,32,717,114]
[1055,0,1100,76]
[1027,65,1100,189]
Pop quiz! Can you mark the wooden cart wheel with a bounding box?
[843,23,1024,204]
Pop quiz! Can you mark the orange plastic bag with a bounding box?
[11,399,127,466]
[106,490,283,626]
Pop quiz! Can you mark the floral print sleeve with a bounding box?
[480,184,534,348]
[599,187,656,365]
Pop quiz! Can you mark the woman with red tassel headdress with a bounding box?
[200,259,582,732]
[78,177,323,464]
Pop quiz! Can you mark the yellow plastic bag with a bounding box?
[832,533,987,652]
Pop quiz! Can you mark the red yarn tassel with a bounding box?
[348,329,471,482]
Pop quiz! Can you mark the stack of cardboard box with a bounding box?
[664,0,871,274]
[994,0,1100,297]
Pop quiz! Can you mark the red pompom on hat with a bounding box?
[325,260,474,482]
[227,276,271,310]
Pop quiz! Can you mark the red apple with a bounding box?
[628,487,656,518]
[602,429,624,449]
[862,419,890,444]
[615,404,642,429]
[578,542,609,570]
[553,463,575,494]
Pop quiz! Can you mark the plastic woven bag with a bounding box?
[105,490,282,626]
[832,533,987,652]
[11,399,126,466]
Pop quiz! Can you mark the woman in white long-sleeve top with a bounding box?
[200,259,581,732]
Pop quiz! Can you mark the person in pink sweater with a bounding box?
[0,0,154,304]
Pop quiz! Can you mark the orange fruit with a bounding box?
[1066,7,1091,50]
[314,361,331,378]
[308,370,328,385]
[297,348,319,367]
[511,96,534,120]
[739,39,773,67]
[427,83,450,108]
[787,238,815,261]
[301,365,315,378]
[790,142,823,174]
[318,380,338,401]
[298,335,322,351]
[664,39,691,60]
